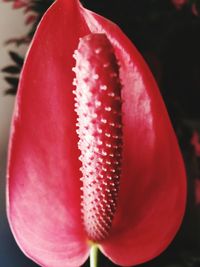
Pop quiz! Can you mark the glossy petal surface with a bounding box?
[81,8,186,266]
[7,1,90,266]
[7,0,186,267]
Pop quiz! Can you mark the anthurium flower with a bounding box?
[7,0,186,267]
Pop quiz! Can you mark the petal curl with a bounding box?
[7,1,91,266]
[81,8,186,266]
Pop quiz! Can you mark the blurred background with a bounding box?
[1,0,200,266]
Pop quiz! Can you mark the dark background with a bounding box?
[1,0,200,266]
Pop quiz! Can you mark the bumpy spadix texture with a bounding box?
[74,34,122,241]
[7,0,186,267]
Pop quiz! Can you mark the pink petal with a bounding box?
[7,1,91,266]
[80,8,186,266]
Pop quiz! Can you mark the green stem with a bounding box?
[90,245,99,267]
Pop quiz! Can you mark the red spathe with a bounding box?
[7,0,186,266]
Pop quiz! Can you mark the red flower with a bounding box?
[191,131,200,157]
[7,0,186,266]
[171,0,188,9]
[2,0,29,9]
[192,4,199,16]
[13,0,28,9]
[3,0,37,26]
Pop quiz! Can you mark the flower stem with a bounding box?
[90,245,99,267]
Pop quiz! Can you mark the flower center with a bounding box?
[73,33,123,242]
